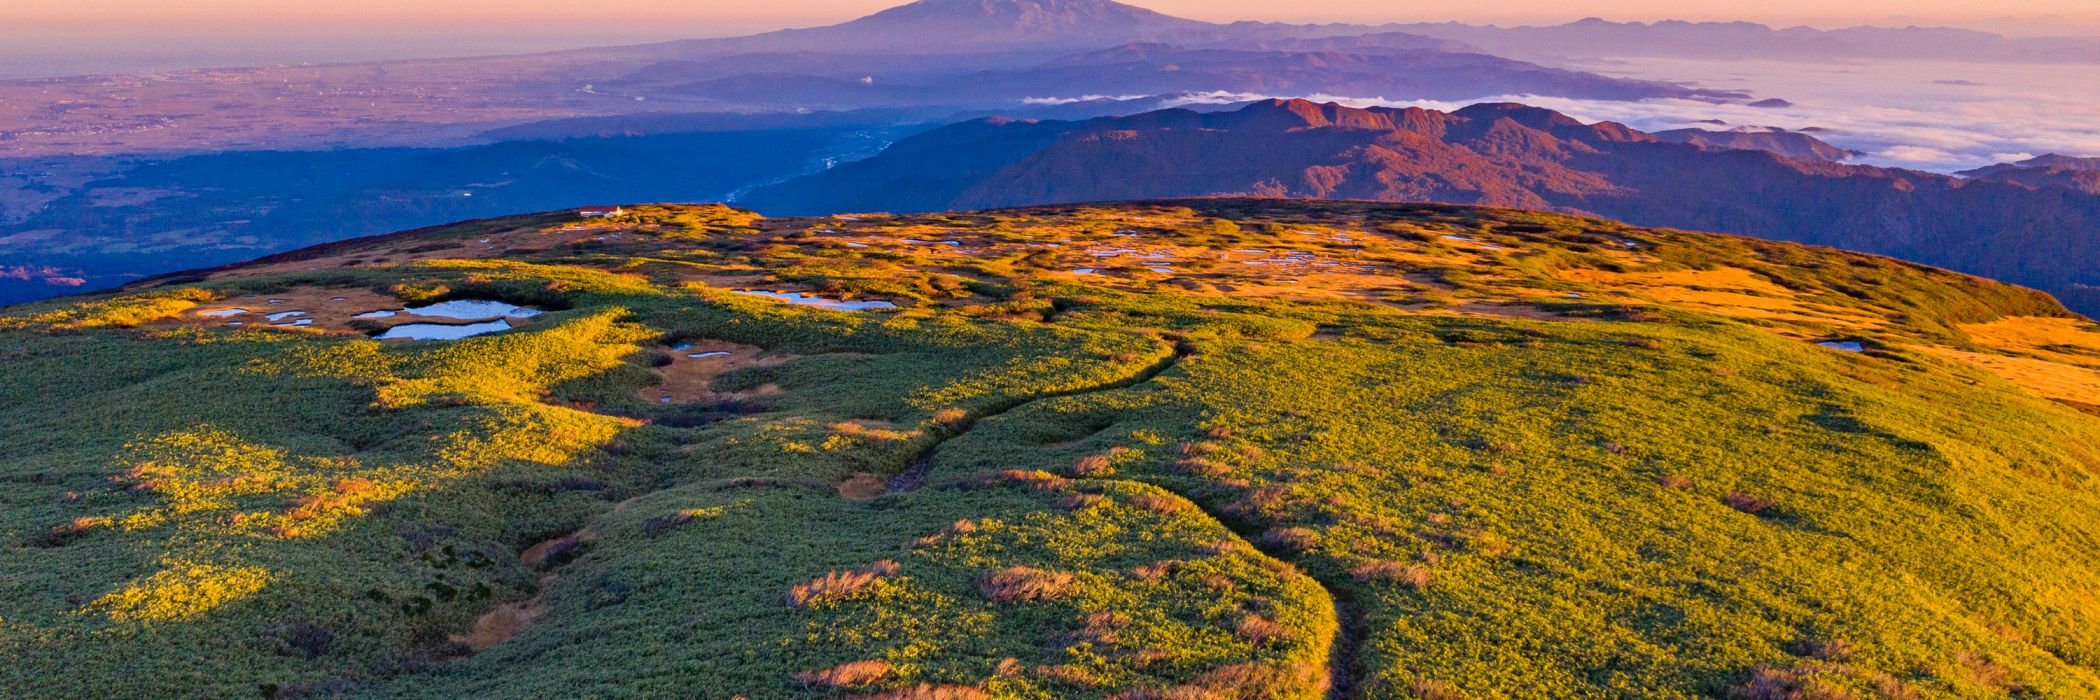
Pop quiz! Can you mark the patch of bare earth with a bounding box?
[837,473,889,500]
[172,287,404,335]
[644,341,793,405]
[173,285,545,339]
[451,584,548,653]
[456,530,593,654]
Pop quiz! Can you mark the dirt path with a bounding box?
[887,340,1188,494]
[1324,590,1366,699]
[876,337,1370,696]
[449,529,589,655]
[455,334,1373,695]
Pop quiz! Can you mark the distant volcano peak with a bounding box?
[714,0,1202,53]
[853,0,1202,33]
[885,0,1170,14]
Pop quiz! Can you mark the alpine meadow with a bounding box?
[9,0,2100,697]
[3,200,2097,698]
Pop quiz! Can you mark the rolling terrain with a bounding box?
[0,0,1766,309]
[1959,154,2100,195]
[747,99,2100,316]
[4,199,2099,698]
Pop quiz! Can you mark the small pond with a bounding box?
[735,290,896,311]
[403,300,544,320]
[375,320,515,341]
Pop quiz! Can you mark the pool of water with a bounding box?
[688,351,732,359]
[265,311,307,322]
[198,308,248,318]
[375,320,515,341]
[1818,341,1867,353]
[402,300,544,320]
[353,310,399,319]
[735,290,896,311]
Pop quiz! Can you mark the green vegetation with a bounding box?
[2,200,2097,698]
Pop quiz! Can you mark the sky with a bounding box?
[0,1,2095,172]
[4,0,2099,78]
[8,0,2100,39]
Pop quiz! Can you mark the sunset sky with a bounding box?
[6,0,2099,79]
[10,0,2100,34]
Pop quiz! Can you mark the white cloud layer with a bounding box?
[1163,58,2100,173]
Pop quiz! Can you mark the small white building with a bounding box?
[579,206,626,218]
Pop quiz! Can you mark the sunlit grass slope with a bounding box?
[2,200,2096,699]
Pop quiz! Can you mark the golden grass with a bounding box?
[1558,266,1795,296]
[1958,316,2100,369]
[89,559,273,622]
[976,566,1076,603]
[1557,266,1890,330]
[787,560,901,608]
[797,659,897,690]
[1919,347,2100,405]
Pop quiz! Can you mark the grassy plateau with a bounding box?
[2,199,2097,699]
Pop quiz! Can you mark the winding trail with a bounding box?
[469,333,1371,694]
[880,336,1370,698]
[887,341,1188,494]
[1327,600,1363,700]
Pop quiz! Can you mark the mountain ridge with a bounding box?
[1960,154,2100,194]
[575,2,2100,64]
[630,0,1210,54]
[746,99,2100,316]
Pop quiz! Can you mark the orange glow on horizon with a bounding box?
[7,0,2100,33]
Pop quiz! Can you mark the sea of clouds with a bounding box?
[1155,58,2100,174]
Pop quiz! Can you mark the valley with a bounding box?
[0,118,922,305]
